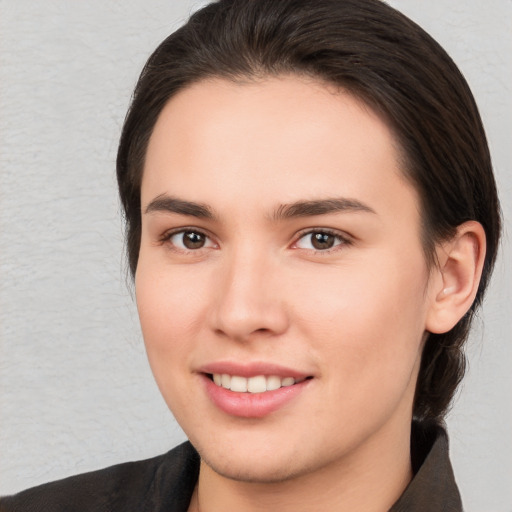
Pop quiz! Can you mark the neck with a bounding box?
[189,419,413,512]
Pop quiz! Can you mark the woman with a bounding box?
[0,0,502,510]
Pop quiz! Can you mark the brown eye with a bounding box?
[182,231,206,249]
[311,232,335,250]
[168,230,215,251]
[295,230,346,251]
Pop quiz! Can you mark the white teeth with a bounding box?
[281,377,295,387]
[230,375,248,392]
[247,375,266,393]
[266,375,281,391]
[211,374,303,393]
[221,373,231,389]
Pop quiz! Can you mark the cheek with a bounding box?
[135,259,208,363]
[302,269,427,435]
[135,262,207,417]
[292,251,429,378]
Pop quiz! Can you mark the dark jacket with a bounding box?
[0,422,462,511]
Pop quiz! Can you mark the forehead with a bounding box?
[142,75,419,222]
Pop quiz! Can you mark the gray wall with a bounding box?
[0,1,510,510]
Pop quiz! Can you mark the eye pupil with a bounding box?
[183,231,205,249]
[311,232,335,250]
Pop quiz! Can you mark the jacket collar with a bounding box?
[389,421,463,511]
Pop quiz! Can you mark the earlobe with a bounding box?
[426,221,486,334]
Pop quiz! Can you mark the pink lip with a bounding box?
[198,361,310,379]
[198,361,313,418]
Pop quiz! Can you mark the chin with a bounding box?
[199,450,309,484]
[191,431,326,485]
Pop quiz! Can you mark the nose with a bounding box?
[209,248,289,342]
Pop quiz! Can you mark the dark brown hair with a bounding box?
[117,0,501,422]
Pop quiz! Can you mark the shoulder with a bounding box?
[0,442,199,512]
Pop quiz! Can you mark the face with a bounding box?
[136,76,437,482]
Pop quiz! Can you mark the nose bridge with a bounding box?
[211,242,288,340]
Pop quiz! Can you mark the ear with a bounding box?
[426,221,486,334]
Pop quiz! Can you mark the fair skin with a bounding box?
[136,76,485,512]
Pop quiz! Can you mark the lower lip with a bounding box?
[203,375,311,418]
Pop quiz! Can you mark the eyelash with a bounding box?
[159,228,352,254]
[292,228,352,254]
[159,227,216,253]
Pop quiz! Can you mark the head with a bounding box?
[117,0,500,430]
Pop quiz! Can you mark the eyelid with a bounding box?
[291,227,353,252]
[159,226,218,251]
[157,226,352,253]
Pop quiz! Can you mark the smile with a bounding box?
[211,374,307,393]
[201,364,313,417]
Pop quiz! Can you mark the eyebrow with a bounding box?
[144,194,375,221]
[272,198,376,220]
[145,194,215,219]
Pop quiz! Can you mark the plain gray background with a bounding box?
[0,1,510,510]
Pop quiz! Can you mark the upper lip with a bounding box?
[198,361,312,379]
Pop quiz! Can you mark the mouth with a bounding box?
[202,370,313,418]
[199,362,314,417]
[207,373,311,393]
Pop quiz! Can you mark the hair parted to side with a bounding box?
[117,0,501,423]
